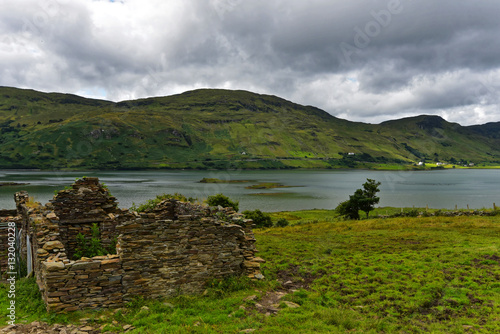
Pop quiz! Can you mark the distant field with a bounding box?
[1,211,499,333]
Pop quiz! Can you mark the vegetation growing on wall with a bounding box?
[131,193,198,212]
[73,223,117,259]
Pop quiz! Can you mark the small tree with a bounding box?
[275,218,289,227]
[335,179,381,220]
[359,179,381,218]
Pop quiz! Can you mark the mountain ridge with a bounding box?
[2,85,495,127]
[0,86,499,170]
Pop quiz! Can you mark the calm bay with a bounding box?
[1,169,499,212]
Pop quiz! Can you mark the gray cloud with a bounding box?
[1,0,499,125]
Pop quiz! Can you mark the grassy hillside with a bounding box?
[1,212,499,333]
[378,115,500,166]
[1,87,499,169]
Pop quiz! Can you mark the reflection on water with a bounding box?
[1,169,499,212]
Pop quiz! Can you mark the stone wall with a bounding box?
[47,177,126,259]
[40,254,123,312]
[20,207,125,312]
[0,210,17,217]
[9,177,262,312]
[118,199,260,301]
[0,191,31,277]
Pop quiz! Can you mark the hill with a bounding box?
[0,86,499,169]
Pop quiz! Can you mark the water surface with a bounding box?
[1,169,499,212]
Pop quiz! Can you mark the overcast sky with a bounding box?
[1,0,500,125]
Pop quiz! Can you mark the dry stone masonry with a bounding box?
[47,177,127,259]
[4,177,263,313]
[118,200,260,301]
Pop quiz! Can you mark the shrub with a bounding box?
[206,194,239,211]
[242,209,272,228]
[421,211,432,217]
[73,223,116,259]
[275,218,289,227]
[405,209,420,217]
[335,199,360,220]
[131,193,197,212]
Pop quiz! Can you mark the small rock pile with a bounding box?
[0,319,135,334]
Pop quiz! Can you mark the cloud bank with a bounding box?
[1,0,499,125]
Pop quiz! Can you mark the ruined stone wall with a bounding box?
[9,177,262,313]
[48,177,124,259]
[0,191,33,277]
[0,210,17,217]
[19,206,126,313]
[29,212,67,278]
[34,199,261,312]
[118,199,260,301]
[40,254,123,312]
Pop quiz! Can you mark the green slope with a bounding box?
[376,115,500,165]
[0,87,499,169]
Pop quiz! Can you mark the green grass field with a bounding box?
[1,211,499,333]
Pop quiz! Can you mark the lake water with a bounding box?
[1,169,499,212]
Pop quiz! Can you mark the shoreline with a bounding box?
[1,164,499,173]
[0,182,30,186]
